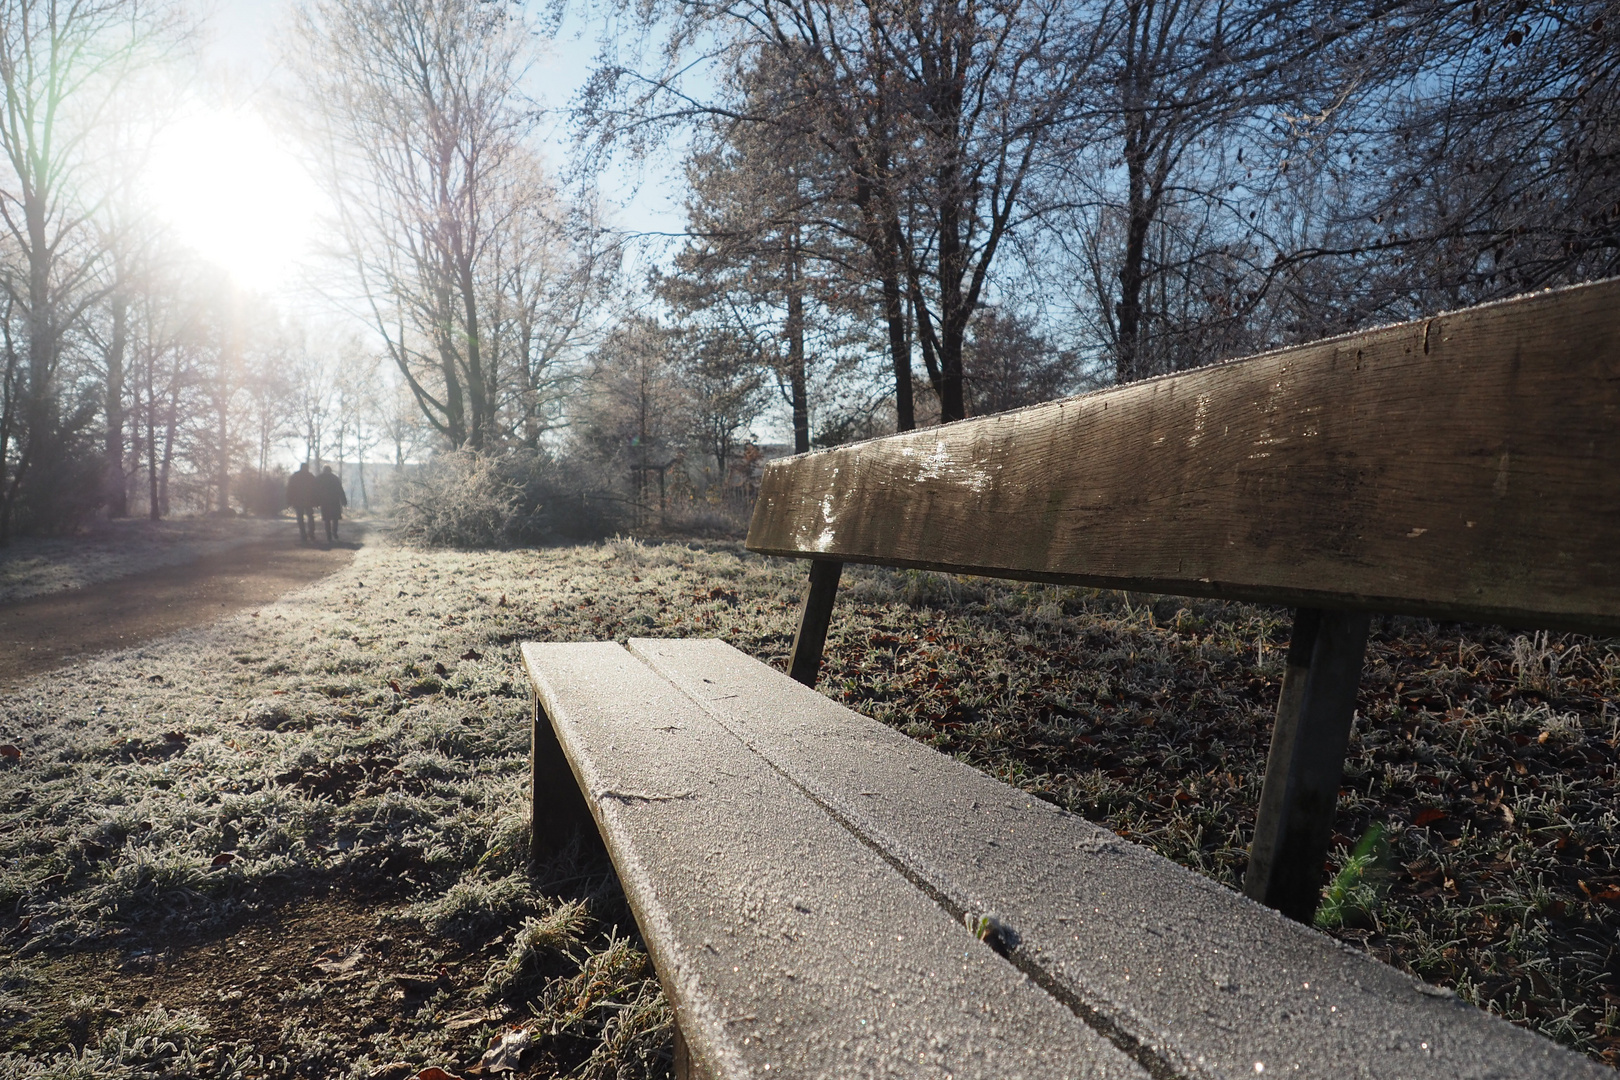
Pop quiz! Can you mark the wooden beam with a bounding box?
[1243,608,1371,922]
[787,558,842,687]
[746,280,1620,634]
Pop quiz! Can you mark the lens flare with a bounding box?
[144,105,323,290]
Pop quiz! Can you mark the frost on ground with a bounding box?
[0,518,288,604]
[0,533,1617,1076]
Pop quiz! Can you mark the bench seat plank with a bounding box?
[746,278,1620,634]
[629,637,1605,1080]
[520,641,1149,1080]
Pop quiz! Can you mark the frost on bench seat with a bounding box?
[520,640,1148,1080]
[627,636,1607,1080]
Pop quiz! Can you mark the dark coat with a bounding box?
[286,469,317,509]
[316,471,347,516]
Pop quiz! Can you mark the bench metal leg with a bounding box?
[530,692,595,869]
[672,1019,711,1080]
[788,559,843,687]
[1242,607,1371,923]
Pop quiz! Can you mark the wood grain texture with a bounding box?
[747,279,1620,633]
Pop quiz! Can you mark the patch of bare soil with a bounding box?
[0,524,367,689]
[5,891,550,1079]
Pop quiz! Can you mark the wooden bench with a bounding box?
[523,279,1619,1079]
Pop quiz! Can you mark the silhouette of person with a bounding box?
[286,463,317,543]
[316,465,348,543]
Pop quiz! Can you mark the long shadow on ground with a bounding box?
[0,523,368,688]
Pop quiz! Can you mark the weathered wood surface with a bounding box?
[631,637,1607,1080]
[519,641,1148,1080]
[747,279,1620,634]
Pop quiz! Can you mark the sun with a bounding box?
[144,105,324,291]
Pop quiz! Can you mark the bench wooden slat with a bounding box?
[746,278,1620,634]
[520,641,1150,1080]
[629,637,1606,1079]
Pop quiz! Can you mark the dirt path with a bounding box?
[0,523,369,688]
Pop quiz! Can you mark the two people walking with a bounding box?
[286,463,348,544]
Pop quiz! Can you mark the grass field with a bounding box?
[2,532,1618,1077]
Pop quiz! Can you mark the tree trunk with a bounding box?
[881,220,914,431]
[457,258,490,450]
[19,186,56,529]
[786,236,810,454]
[159,383,180,517]
[146,384,160,521]
[1116,145,1152,384]
[215,382,230,514]
[105,288,128,517]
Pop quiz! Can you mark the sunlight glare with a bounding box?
[145,106,323,290]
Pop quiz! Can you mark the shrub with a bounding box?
[395,449,623,548]
[232,469,289,517]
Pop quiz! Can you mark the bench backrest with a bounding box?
[746,278,1620,635]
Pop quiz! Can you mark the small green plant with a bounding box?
[1317,824,1391,930]
[484,899,591,998]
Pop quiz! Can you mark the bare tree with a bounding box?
[576,315,686,525]
[962,305,1070,415]
[483,161,617,449]
[289,0,606,454]
[0,0,181,537]
[664,108,844,453]
[581,0,1107,424]
[1329,0,1620,310]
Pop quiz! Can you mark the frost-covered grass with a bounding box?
[1,532,1617,1072]
[0,517,286,604]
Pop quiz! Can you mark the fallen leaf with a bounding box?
[0,745,21,761]
[389,679,402,693]
[444,1007,510,1032]
[1580,881,1620,903]
[1413,807,1447,827]
[210,852,237,868]
[412,1069,464,1080]
[479,1028,531,1074]
[315,948,366,975]
[393,972,442,996]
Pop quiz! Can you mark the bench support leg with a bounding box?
[530,692,595,870]
[673,1019,711,1080]
[1242,607,1371,924]
[788,559,843,688]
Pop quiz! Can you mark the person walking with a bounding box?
[316,465,348,543]
[286,463,317,543]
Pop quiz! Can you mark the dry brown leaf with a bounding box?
[478,1028,531,1074]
